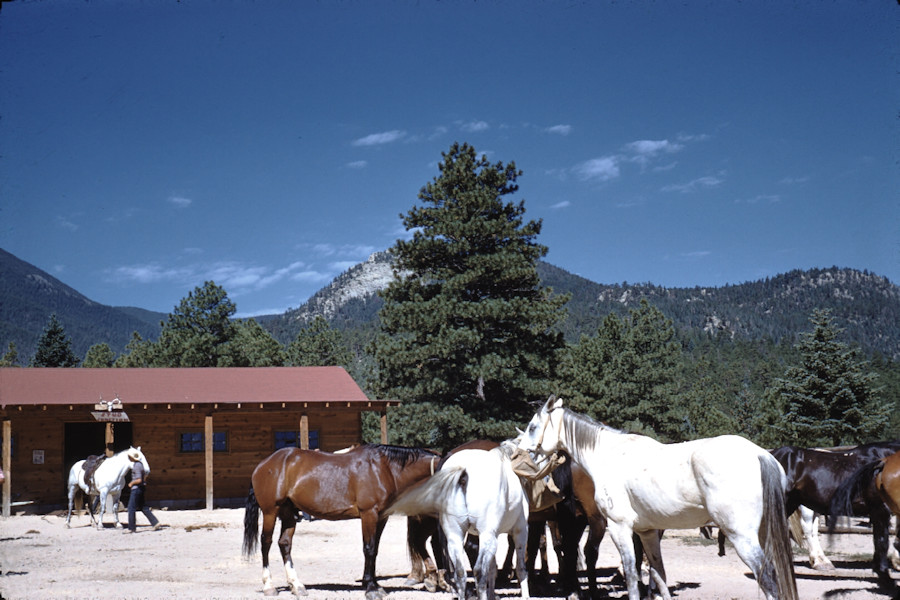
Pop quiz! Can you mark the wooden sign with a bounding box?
[92,410,130,422]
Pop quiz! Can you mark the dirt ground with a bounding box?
[1,507,898,600]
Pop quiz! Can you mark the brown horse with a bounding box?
[242,444,440,599]
[877,451,900,515]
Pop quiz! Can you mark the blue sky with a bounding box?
[1,1,897,318]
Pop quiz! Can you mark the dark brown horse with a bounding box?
[242,444,440,599]
[772,442,900,585]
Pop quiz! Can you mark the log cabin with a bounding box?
[0,367,395,516]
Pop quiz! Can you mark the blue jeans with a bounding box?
[127,485,159,531]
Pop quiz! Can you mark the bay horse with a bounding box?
[772,442,900,581]
[827,447,900,585]
[386,442,531,600]
[65,447,149,529]
[242,444,439,600]
[518,397,797,600]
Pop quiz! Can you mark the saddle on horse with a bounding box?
[82,454,107,490]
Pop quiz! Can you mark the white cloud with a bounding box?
[625,139,683,157]
[55,215,79,231]
[545,124,572,136]
[352,130,407,146]
[780,176,810,185]
[737,194,781,204]
[662,174,724,193]
[550,200,571,209]
[168,195,193,208]
[108,260,309,294]
[573,156,620,182]
[346,160,368,169]
[460,120,489,132]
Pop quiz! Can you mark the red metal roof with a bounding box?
[0,367,372,407]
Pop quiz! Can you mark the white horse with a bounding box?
[518,397,798,600]
[386,443,530,600]
[65,447,149,529]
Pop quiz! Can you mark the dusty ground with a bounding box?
[1,507,897,600]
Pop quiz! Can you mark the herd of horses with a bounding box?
[61,401,900,600]
[238,397,900,600]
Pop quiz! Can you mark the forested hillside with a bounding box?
[0,249,163,360]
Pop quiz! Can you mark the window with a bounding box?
[179,431,227,453]
[274,430,318,450]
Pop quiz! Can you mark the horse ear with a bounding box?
[544,395,563,412]
[551,397,563,411]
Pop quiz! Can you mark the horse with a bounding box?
[241,444,440,600]
[826,448,900,586]
[517,397,797,600]
[386,442,531,600]
[772,443,900,580]
[66,460,99,527]
[65,447,148,529]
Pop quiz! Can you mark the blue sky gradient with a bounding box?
[1,1,897,317]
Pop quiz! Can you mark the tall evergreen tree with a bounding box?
[83,343,116,368]
[31,313,80,367]
[286,316,352,369]
[0,342,19,367]
[772,309,889,446]
[223,318,285,367]
[560,300,682,440]
[153,281,238,367]
[369,142,568,448]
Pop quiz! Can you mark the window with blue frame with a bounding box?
[274,430,318,450]
[179,431,228,453]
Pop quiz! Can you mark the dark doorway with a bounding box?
[64,422,134,471]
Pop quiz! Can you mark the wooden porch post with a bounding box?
[205,415,214,510]
[380,410,388,445]
[2,419,10,518]
[105,423,115,457]
[300,413,309,450]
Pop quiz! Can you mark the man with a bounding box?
[125,448,161,533]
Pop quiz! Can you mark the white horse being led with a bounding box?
[65,447,149,529]
[518,397,797,600]
[386,443,530,600]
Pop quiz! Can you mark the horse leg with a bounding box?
[636,531,670,600]
[111,492,123,528]
[473,531,500,600]
[607,521,641,600]
[66,484,76,528]
[871,507,894,587]
[721,527,778,600]
[260,511,278,596]
[96,489,108,530]
[405,516,439,591]
[276,506,307,597]
[360,512,388,600]
[793,507,833,571]
[512,519,531,600]
[443,523,470,600]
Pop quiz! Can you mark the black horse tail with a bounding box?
[758,454,799,600]
[242,486,260,558]
[828,458,883,533]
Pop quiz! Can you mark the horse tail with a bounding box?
[242,486,260,558]
[758,454,799,600]
[827,458,882,532]
[385,467,467,518]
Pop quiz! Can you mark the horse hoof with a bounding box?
[402,577,421,587]
[364,588,386,600]
[263,587,278,597]
[292,584,308,597]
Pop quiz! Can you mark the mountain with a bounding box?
[0,249,164,361]
[264,252,900,360]
[3,247,899,363]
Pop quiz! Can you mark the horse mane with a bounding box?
[561,408,622,456]
[368,444,439,468]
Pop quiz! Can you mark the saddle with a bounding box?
[510,448,566,512]
[82,454,107,490]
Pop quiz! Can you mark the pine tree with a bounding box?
[223,318,285,367]
[0,342,19,367]
[153,281,238,367]
[31,313,80,367]
[83,343,116,367]
[369,142,568,448]
[773,309,889,446]
[560,300,682,440]
[286,316,352,369]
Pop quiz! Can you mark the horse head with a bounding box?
[127,446,150,476]
[518,395,564,456]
